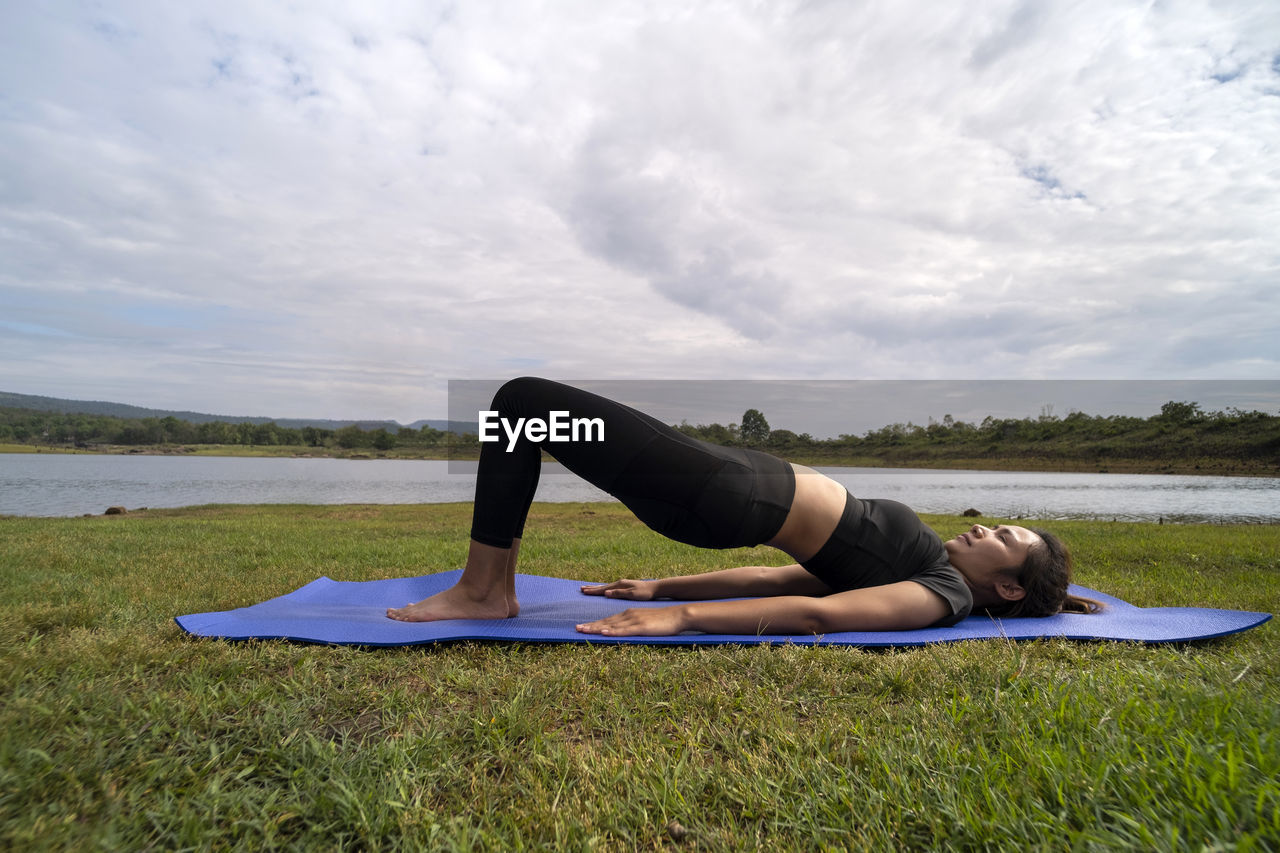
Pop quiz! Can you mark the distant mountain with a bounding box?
[0,391,468,433]
[406,419,481,434]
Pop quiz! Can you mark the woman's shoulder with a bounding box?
[912,559,974,625]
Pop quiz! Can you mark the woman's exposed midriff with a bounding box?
[766,464,849,563]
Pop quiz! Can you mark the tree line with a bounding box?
[673,401,1280,469]
[3,400,1277,470]
[0,408,449,451]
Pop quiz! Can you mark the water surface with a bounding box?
[1,453,1276,523]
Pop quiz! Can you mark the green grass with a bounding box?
[1,504,1277,850]
[0,443,92,455]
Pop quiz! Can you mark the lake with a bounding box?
[1,453,1277,523]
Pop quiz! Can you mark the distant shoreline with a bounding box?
[3,442,1276,478]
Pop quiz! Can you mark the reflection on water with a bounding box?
[1,454,1277,523]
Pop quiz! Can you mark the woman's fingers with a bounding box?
[579,579,652,600]
[575,605,686,636]
[576,609,643,635]
[580,582,626,597]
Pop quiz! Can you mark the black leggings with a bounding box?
[470,377,796,550]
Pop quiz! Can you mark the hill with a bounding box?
[0,391,461,433]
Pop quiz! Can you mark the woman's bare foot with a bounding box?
[386,539,522,622]
[386,582,512,622]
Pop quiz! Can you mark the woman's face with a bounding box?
[944,523,1040,587]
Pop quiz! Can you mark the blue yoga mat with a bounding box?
[175,571,1271,647]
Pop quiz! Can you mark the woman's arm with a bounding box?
[580,563,832,601]
[575,581,951,636]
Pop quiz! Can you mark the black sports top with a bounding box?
[800,491,973,627]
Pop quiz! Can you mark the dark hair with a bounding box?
[985,527,1103,618]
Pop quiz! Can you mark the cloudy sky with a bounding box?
[2,0,1278,430]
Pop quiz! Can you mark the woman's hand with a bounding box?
[576,605,689,637]
[579,578,659,601]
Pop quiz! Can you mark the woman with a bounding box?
[387,377,1099,635]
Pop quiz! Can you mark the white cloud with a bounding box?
[1,0,1277,420]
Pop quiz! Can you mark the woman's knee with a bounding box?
[491,376,555,413]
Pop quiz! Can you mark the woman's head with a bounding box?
[997,526,1102,616]
[945,524,1101,616]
